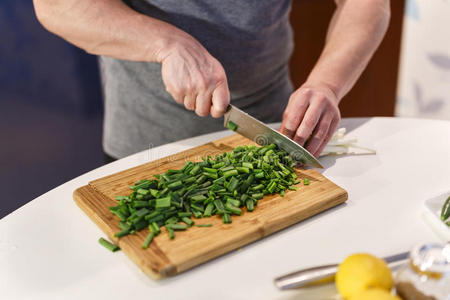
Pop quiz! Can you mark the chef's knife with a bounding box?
[223,105,323,168]
[274,251,409,290]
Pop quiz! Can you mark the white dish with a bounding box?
[423,191,450,241]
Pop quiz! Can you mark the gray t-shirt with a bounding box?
[101,0,294,158]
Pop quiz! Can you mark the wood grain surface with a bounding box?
[73,134,348,279]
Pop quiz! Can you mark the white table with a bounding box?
[1,117,449,300]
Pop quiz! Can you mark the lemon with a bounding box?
[335,253,393,299]
[349,288,401,300]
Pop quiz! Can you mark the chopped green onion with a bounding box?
[246,199,254,212]
[115,228,131,238]
[222,213,232,224]
[242,162,253,169]
[142,232,154,249]
[252,193,264,200]
[110,143,302,245]
[135,208,150,217]
[236,167,250,174]
[167,228,175,239]
[225,203,242,215]
[167,180,183,190]
[149,222,160,235]
[228,177,239,192]
[182,217,194,227]
[155,197,171,208]
[178,212,192,218]
[226,198,241,207]
[212,162,225,169]
[190,194,207,202]
[190,165,201,175]
[98,237,120,252]
[203,167,217,174]
[226,121,238,131]
[203,203,214,217]
[223,169,239,178]
[167,223,188,231]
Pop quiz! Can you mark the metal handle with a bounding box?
[274,252,409,290]
[274,264,338,290]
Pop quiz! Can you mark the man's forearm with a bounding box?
[306,0,391,101]
[33,0,185,62]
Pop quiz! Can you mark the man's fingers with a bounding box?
[280,89,311,139]
[183,93,196,111]
[210,81,230,118]
[195,92,212,117]
[305,112,333,156]
[293,98,324,146]
[314,116,340,157]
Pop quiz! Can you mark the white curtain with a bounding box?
[396,0,450,120]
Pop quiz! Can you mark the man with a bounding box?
[33,0,390,159]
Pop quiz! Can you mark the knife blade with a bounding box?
[223,105,323,168]
[274,251,409,290]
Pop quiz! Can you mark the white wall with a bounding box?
[396,0,450,120]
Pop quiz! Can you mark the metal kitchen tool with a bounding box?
[274,251,409,290]
[223,105,323,168]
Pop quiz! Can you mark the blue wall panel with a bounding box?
[0,0,105,218]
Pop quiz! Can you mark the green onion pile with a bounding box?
[108,143,303,250]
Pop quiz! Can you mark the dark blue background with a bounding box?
[0,1,105,218]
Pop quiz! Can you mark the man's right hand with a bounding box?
[158,34,230,118]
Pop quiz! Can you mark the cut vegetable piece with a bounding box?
[252,193,263,200]
[115,228,131,238]
[167,228,175,239]
[226,121,238,131]
[441,196,450,221]
[223,169,239,178]
[149,222,160,235]
[203,203,214,217]
[178,212,192,218]
[142,232,154,249]
[155,197,171,208]
[167,223,188,231]
[182,217,194,227]
[225,203,242,216]
[222,213,232,224]
[190,165,201,175]
[98,238,120,252]
[246,199,254,212]
[242,162,253,169]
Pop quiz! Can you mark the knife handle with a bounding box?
[274,264,338,290]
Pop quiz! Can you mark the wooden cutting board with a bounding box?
[73,134,347,279]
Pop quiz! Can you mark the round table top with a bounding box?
[1,117,449,300]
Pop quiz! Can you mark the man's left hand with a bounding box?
[280,84,341,158]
